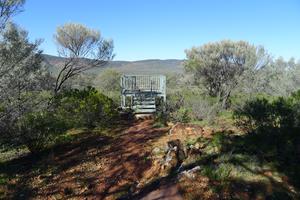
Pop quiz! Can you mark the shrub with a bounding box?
[155,94,191,124]
[154,97,169,126]
[233,90,300,189]
[17,87,118,154]
[234,90,300,131]
[94,69,121,103]
[19,111,68,153]
[55,87,118,128]
[167,89,220,123]
[234,98,275,131]
[171,107,191,123]
[201,163,231,182]
[185,97,211,120]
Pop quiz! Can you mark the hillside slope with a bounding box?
[43,54,184,75]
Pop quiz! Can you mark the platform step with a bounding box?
[134,100,156,105]
[133,97,155,101]
[133,104,156,109]
[134,108,156,113]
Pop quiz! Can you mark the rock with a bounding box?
[53,194,63,200]
[152,147,161,155]
[167,139,186,163]
[160,139,187,176]
[163,144,169,153]
[163,148,178,168]
[167,122,175,127]
[202,127,214,138]
[179,166,201,180]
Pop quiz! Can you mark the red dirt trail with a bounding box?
[3,119,183,200]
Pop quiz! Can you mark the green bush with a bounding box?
[201,163,231,182]
[155,94,191,124]
[154,97,169,126]
[19,111,68,153]
[233,90,300,189]
[162,88,220,123]
[171,107,191,123]
[234,90,300,131]
[55,87,118,128]
[185,96,218,121]
[94,69,121,103]
[17,87,118,154]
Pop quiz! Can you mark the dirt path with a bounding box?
[140,184,183,200]
[1,119,184,200]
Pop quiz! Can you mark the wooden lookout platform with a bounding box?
[120,75,166,114]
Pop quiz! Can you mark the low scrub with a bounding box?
[234,90,300,131]
[233,90,300,188]
[55,87,118,128]
[155,89,221,124]
[18,111,68,153]
[18,87,118,154]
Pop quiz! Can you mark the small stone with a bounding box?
[179,166,201,180]
[152,147,161,154]
[54,194,63,200]
[163,144,169,153]
[167,122,174,127]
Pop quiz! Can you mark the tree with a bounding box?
[0,0,25,30]
[53,23,114,95]
[261,57,300,96]
[95,69,121,92]
[94,69,121,102]
[0,23,49,136]
[185,40,269,108]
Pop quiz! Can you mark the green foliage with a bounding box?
[0,0,25,30]
[0,23,50,136]
[201,163,231,182]
[157,86,221,124]
[53,22,114,94]
[155,93,191,124]
[210,133,226,149]
[234,90,300,131]
[94,69,121,102]
[171,107,191,123]
[233,90,300,188]
[19,111,68,153]
[95,69,121,92]
[13,87,118,154]
[154,97,168,126]
[185,40,269,108]
[55,87,118,128]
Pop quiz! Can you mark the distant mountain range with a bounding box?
[42,54,185,76]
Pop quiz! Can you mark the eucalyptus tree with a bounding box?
[0,0,25,30]
[185,40,269,108]
[0,23,49,135]
[264,57,300,96]
[94,69,121,92]
[53,23,114,95]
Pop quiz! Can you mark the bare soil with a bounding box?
[1,119,172,199]
[1,119,297,200]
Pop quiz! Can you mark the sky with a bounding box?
[14,0,300,61]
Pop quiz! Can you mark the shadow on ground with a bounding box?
[0,119,169,200]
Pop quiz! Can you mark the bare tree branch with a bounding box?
[53,23,114,95]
